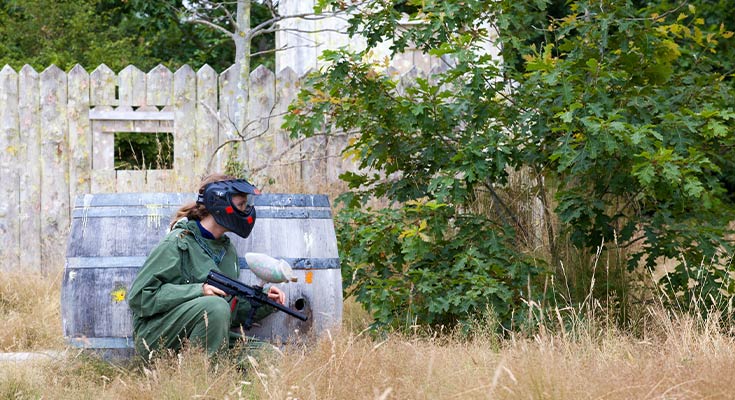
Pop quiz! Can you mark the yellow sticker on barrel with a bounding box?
[305,271,314,284]
[111,287,127,303]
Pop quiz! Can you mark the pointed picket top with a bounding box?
[277,65,298,80]
[197,64,218,109]
[218,64,236,93]
[276,66,299,94]
[68,65,90,100]
[19,64,38,78]
[174,64,195,77]
[147,64,173,106]
[119,65,146,106]
[429,64,446,86]
[197,64,216,80]
[41,64,65,77]
[221,64,236,75]
[173,65,196,106]
[90,64,117,106]
[173,64,196,91]
[90,63,115,78]
[218,65,237,131]
[397,66,419,95]
[301,67,318,80]
[385,66,401,79]
[0,64,18,106]
[69,64,88,76]
[250,64,275,84]
[68,65,90,103]
[120,64,143,75]
[1,64,17,76]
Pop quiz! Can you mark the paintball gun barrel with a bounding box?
[206,269,308,327]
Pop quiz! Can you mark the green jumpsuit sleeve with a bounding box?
[128,235,203,319]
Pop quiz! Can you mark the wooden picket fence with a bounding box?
[0,63,354,272]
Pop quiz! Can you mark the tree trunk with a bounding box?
[233,0,251,136]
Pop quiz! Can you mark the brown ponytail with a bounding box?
[169,172,238,229]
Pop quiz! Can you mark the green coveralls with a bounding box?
[127,219,273,360]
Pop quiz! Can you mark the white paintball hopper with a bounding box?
[244,252,298,283]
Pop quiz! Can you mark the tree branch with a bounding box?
[191,18,235,38]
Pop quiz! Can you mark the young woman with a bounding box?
[127,173,285,360]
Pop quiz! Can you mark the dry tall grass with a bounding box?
[3,267,735,399]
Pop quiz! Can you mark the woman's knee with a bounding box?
[195,296,231,325]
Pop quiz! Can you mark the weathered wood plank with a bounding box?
[412,49,433,75]
[0,65,20,269]
[129,105,173,133]
[296,68,327,189]
[89,110,173,121]
[91,106,116,190]
[173,65,197,184]
[116,170,146,192]
[18,65,42,270]
[68,65,91,201]
[270,67,301,191]
[218,65,237,149]
[245,65,275,181]
[196,64,219,174]
[275,0,317,77]
[91,169,116,193]
[90,64,117,107]
[146,169,176,192]
[40,65,69,272]
[147,65,173,107]
[118,65,146,106]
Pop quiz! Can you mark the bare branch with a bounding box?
[191,18,235,38]
[246,10,351,40]
[254,26,348,38]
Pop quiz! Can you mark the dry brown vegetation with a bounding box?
[3,266,735,399]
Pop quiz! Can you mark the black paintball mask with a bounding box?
[196,179,260,238]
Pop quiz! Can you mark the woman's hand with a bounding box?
[267,285,286,305]
[202,283,226,297]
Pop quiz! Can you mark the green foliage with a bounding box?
[336,196,542,329]
[114,133,173,170]
[0,0,143,71]
[288,0,735,327]
[0,0,275,73]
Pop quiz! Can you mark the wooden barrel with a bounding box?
[61,193,342,358]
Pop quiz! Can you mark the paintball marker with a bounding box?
[206,269,308,329]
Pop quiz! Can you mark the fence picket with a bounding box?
[196,65,219,174]
[271,67,300,191]
[90,64,117,107]
[147,64,173,107]
[173,65,196,184]
[119,65,147,106]
[68,65,91,199]
[18,65,41,270]
[218,65,237,148]
[246,65,275,183]
[40,65,69,273]
[0,66,20,268]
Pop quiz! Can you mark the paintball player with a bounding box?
[127,173,285,360]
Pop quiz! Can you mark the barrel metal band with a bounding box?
[66,256,147,268]
[73,207,332,219]
[74,193,332,208]
[238,257,341,270]
[67,256,341,270]
[67,336,133,349]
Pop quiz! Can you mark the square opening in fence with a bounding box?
[114,132,174,170]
